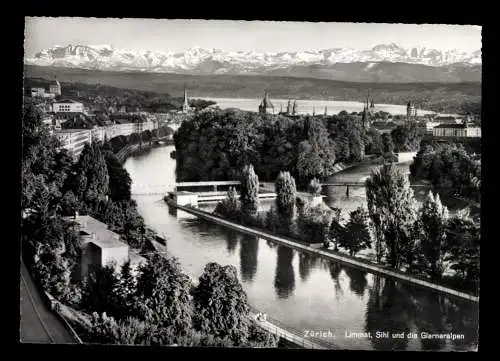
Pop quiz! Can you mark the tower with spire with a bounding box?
[182,87,191,113]
[324,106,328,116]
[292,100,297,116]
[406,101,417,122]
[49,76,61,96]
[286,100,292,115]
[259,91,275,114]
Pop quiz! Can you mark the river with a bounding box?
[124,145,478,351]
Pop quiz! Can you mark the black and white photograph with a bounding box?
[20,18,480,351]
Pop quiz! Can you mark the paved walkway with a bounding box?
[20,261,76,344]
[250,312,332,349]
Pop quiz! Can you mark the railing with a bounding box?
[249,308,334,350]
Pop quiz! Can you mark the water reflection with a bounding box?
[274,246,296,299]
[343,267,368,298]
[239,235,259,283]
[225,230,239,255]
[365,277,412,350]
[327,260,344,298]
[126,146,479,351]
[298,253,320,283]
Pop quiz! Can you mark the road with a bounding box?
[19,261,77,344]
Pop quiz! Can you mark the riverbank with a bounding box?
[165,199,478,303]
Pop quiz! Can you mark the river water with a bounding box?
[124,145,479,351]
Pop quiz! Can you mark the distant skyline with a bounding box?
[24,18,482,56]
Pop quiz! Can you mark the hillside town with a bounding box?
[25,77,198,159]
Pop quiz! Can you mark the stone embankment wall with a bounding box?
[166,201,479,303]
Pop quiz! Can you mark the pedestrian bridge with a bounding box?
[131,178,425,196]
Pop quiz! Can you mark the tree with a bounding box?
[446,215,480,286]
[240,164,259,216]
[420,192,450,280]
[365,163,417,269]
[296,118,336,182]
[192,262,250,345]
[275,171,297,218]
[382,133,394,154]
[213,187,240,219]
[391,124,423,153]
[105,152,132,202]
[74,142,110,208]
[115,260,137,317]
[297,204,333,244]
[308,178,322,196]
[135,254,193,337]
[328,207,344,251]
[81,264,122,318]
[340,207,372,256]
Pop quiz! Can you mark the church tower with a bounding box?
[49,76,62,96]
[259,91,275,114]
[406,101,417,122]
[182,87,190,113]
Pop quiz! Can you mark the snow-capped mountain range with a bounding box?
[25,43,482,82]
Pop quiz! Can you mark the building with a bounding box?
[54,129,92,160]
[406,101,417,121]
[30,88,46,97]
[53,99,84,113]
[64,215,146,280]
[49,77,62,96]
[434,115,461,124]
[258,91,275,114]
[182,88,192,113]
[432,121,481,138]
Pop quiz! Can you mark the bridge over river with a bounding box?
[131,178,426,197]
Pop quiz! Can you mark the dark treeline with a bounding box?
[107,125,174,154]
[174,108,423,187]
[21,102,277,347]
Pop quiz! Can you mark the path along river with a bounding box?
[124,145,479,351]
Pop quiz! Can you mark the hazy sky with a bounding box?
[24,17,482,56]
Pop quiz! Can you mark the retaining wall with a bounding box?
[167,201,479,303]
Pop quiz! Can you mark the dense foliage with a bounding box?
[175,109,382,188]
[410,143,481,201]
[366,163,418,269]
[340,207,372,256]
[21,101,278,347]
[390,123,424,153]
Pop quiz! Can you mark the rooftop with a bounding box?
[55,99,82,104]
[434,123,479,129]
[64,215,128,249]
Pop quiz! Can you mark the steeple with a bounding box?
[324,106,328,116]
[292,100,297,116]
[280,104,283,113]
[286,100,292,115]
[182,87,190,113]
[312,107,315,116]
[258,91,274,114]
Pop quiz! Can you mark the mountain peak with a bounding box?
[25,43,481,80]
